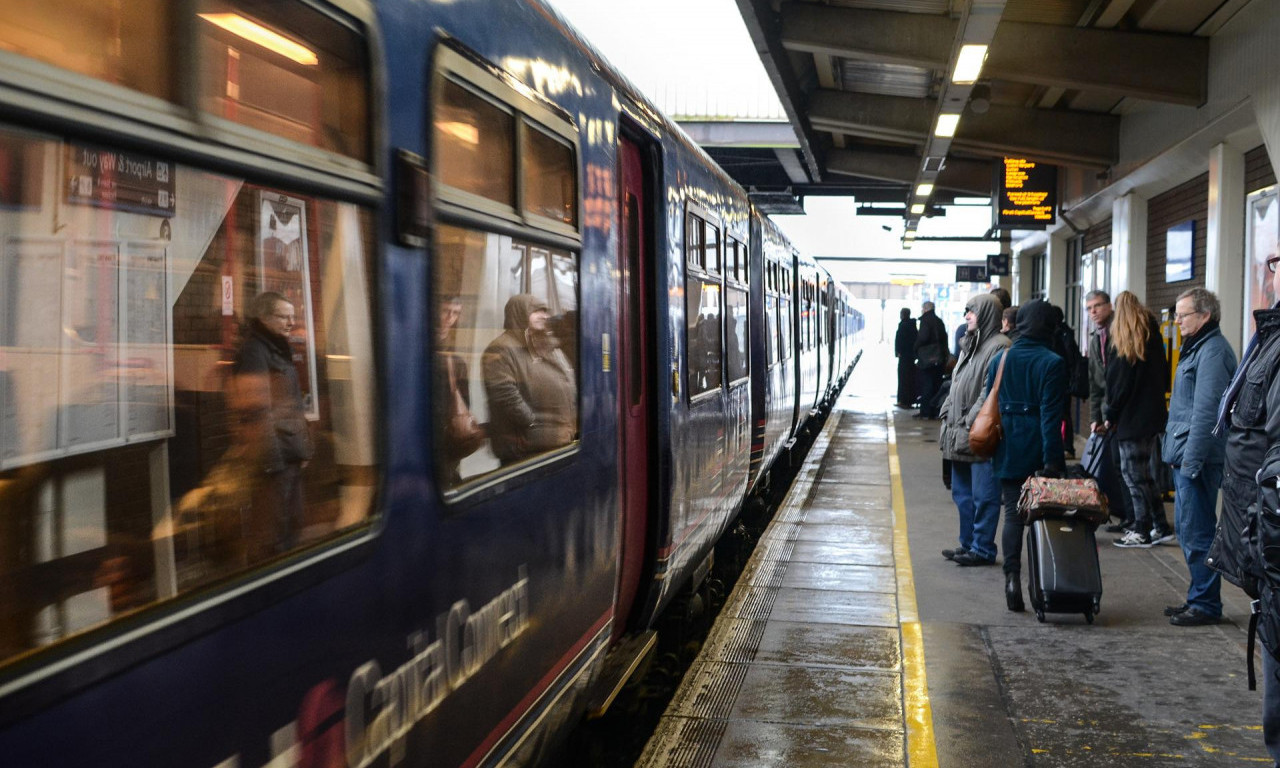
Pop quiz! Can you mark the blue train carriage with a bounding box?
[748,212,799,493]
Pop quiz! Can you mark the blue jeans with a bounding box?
[951,460,1000,560]
[1171,463,1223,617]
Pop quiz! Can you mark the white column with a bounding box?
[1046,231,1068,308]
[1111,193,1148,301]
[1207,142,1246,356]
[1013,250,1032,304]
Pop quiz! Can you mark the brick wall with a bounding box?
[1084,217,1111,254]
[1146,174,1208,314]
[1246,144,1276,193]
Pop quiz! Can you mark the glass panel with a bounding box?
[433,225,578,489]
[433,79,515,207]
[198,0,370,161]
[551,253,577,313]
[779,300,792,360]
[522,124,576,226]
[0,125,379,665]
[686,213,703,268]
[529,248,550,306]
[726,287,748,382]
[0,0,174,102]
[704,223,720,274]
[686,275,722,396]
[765,296,776,365]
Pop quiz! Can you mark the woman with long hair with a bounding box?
[1105,291,1173,548]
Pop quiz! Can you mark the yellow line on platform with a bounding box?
[888,416,939,768]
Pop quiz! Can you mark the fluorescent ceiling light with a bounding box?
[952,44,988,84]
[934,113,961,138]
[902,241,913,250]
[199,13,319,66]
[910,203,926,215]
[904,231,917,239]
[953,196,992,205]
[915,183,934,197]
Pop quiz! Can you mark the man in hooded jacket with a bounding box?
[983,300,1068,611]
[939,294,1010,566]
[483,294,577,465]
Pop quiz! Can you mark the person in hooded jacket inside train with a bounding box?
[483,293,577,466]
[982,299,1068,612]
[939,293,1011,567]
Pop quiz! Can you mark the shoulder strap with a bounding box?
[992,348,1008,394]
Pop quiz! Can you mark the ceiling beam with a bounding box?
[807,90,1119,168]
[986,23,1207,107]
[780,5,1207,106]
[825,148,993,195]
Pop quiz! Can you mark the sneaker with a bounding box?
[1104,521,1135,534]
[1169,607,1222,626]
[1150,528,1176,546]
[1114,530,1154,548]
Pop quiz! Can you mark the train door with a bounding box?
[614,134,654,638]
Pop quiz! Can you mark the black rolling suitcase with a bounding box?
[1025,518,1103,623]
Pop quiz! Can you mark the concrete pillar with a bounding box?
[1013,250,1033,304]
[1046,231,1068,308]
[1111,193,1148,302]
[1207,142,1246,356]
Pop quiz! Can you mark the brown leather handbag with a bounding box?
[968,350,1007,459]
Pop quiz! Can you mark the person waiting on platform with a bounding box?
[939,293,1010,567]
[1001,305,1019,339]
[895,307,918,408]
[914,301,948,419]
[1162,288,1235,626]
[982,300,1066,612]
[483,293,577,466]
[1105,291,1174,549]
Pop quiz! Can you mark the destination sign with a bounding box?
[995,157,1056,229]
[956,265,988,283]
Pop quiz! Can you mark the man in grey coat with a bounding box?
[1164,288,1236,625]
[939,294,1010,566]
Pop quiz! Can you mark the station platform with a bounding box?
[638,379,1272,766]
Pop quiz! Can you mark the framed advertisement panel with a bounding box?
[1244,185,1278,348]
[256,190,319,420]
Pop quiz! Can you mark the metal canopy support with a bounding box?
[825,149,992,196]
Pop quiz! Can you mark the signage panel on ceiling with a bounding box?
[986,253,1010,276]
[956,265,988,283]
[994,157,1056,230]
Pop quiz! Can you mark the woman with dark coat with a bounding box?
[1105,291,1173,548]
[895,308,918,408]
[982,299,1067,611]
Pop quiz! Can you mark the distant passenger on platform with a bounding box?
[1086,290,1138,533]
[990,286,1012,310]
[1105,291,1174,549]
[982,299,1066,612]
[1163,288,1235,626]
[914,301,948,419]
[939,293,1009,567]
[895,308,918,408]
[1002,306,1019,340]
[953,320,966,357]
[1209,253,1280,763]
[483,294,577,466]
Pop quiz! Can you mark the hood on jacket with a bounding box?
[965,293,1003,343]
[1016,299,1057,342]
[503,293,548,332]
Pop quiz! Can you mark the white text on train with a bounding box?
[344,566,531,768]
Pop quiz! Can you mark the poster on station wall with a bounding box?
[122,243,172,441]
[0,238,64,466]
[1245,187,1279,343]
[256,190,319,420]
[994,157,1057,230]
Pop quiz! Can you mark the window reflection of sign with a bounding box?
[64,143,176,218]
[256,190,319,420]
[994,158,1057,229]
[1165,219,1195,283]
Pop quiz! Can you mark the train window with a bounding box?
[0,125,379,666]
[433,225,579,490]
[704,223,721,275]
[764,296,777,365]
[779,299,793,360]
[686,213,703,269]
[685,208,722,398]
[0,0,176,102]
[523,122,577,226]
[434,78,516,208]
[725,287,748,383]
[197,1,370,161]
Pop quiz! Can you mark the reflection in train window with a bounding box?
[685,211,723,398]
[434,78,515,207]
[0,125,379,666]
[433,225,580,490]
[523,123,577,225]
[726,287,748,383]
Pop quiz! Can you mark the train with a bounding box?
[0,1,862,766]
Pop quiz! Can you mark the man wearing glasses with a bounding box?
[1210,252,1280,760]
[1163,288,1235,626]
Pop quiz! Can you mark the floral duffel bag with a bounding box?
[1017,476,1109,525]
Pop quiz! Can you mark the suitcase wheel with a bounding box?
[1092,596,1101,614]
[1084,610,1094,624]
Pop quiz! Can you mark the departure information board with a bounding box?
[995,157,1056,229]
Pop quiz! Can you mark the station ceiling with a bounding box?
[717,0,1248,215]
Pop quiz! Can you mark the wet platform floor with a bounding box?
[637,393,1272,767]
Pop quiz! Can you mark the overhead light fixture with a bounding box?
[902,240,913,250]
[910,203,926,215]
[934,113,961,138]
[199,13,319,66]
[915,183,934,197]
[952,44,988,85]
[904,230,917,240]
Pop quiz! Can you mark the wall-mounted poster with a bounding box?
[256,190,319,420]
[1245,186,1279,346]
[1165,219,1195,283]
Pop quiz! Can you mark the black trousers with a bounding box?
[918,365,943,417]
[1000,479,1025,575]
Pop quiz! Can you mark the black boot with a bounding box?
[1005,573,1024,612]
